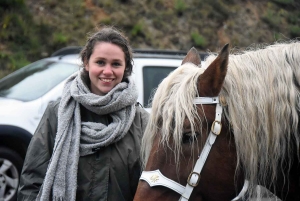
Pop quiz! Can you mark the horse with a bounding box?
[133,42,300,201]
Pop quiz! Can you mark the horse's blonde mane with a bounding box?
[215,41,300,191]
[141,41,300,197]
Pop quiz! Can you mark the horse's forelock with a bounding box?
[141,63,205,168]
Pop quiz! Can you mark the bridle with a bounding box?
[139,96,248,201]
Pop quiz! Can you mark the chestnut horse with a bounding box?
[134,42,300,201]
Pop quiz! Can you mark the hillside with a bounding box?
[0,0,299,78]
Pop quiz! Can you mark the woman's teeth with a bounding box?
[101,78,113,82]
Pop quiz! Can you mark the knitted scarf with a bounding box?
[36,69,138,201]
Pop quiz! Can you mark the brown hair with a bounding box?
[80,26,133,79]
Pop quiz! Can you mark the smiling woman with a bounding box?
[84,42,126,96]
[17,26,149,201]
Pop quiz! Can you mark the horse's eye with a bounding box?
[182,132,199,144]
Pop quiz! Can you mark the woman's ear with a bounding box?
[84,65,89,71]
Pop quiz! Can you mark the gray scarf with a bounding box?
[36,69,138,201]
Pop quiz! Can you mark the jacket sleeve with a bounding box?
[17,101,59,201]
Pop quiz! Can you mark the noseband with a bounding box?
[139,96,248,201]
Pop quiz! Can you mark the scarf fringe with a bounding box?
[53,196,64,201]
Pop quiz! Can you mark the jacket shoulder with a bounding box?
[47,98,60,115]
[133,103,149,136]
[135,102,149,117]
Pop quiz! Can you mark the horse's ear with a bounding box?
[198,44,229,96]
[181,47,201,66]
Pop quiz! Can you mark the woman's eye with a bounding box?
[96,60,105,65]
[182,132,199,144]
[112,62,121,67]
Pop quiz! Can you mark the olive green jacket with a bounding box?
[17,100,149,201]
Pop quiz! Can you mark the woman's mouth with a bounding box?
[100,78,114,83]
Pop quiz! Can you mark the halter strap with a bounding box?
[193,97,219,104]
[139,170,185,194]
[179,102,222,200]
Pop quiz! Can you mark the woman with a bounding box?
[17,26,149,201]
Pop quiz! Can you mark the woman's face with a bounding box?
[85,42,126,96]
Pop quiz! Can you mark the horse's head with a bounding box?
[134,44,245,201]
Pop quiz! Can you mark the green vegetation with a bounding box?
[174,0,187,16]
[131,22,144,37]
[272,0,294,5]
[191,32,207,48]
[0,0,299,78]
[262,9,281,29]
[290,25,300,38]
[52,32,70,50]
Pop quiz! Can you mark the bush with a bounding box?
[191,32,207,48]
[289,25,300,38]
[174,0,186,16]
[262,9,281,29]
[0,0,25,9]
[131,22,144,37]
[271,0,294,6]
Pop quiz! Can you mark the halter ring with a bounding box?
[211,120,222,135]
[187,172,201,187]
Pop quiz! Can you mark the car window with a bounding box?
[143,66,176,107]
[0,60,79,101]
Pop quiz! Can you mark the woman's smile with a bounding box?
[100,78,114,83]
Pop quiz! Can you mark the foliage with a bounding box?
[191,32,207,48]
[174,0,187,16]
[207,0,231,21]
[271,0,294,5]
[0,52,29,77]
[262,8,282,29]
[0,0,25,9]
[290,25,300,38]
[53,33,69,46]
[131,22,144,37]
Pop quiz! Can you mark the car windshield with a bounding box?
[0,60,79,101]
[143,66,176,107]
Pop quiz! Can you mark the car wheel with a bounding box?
[0,147,23,201]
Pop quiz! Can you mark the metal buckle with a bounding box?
[187,172,200,187]
[211,120,222,135]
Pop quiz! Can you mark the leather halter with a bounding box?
[139,96,248,200]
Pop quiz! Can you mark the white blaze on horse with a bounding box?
[134,42,300,201]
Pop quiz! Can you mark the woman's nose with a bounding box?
[103,65,113,75]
